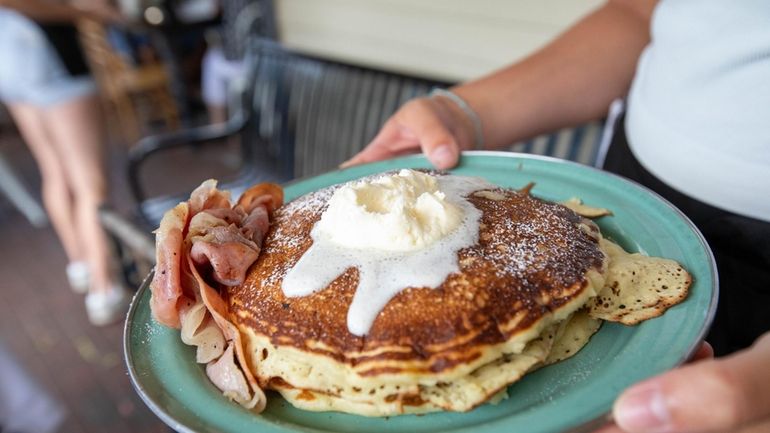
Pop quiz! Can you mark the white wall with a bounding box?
[275,0,603,82]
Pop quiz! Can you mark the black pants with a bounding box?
[603,119,770,356]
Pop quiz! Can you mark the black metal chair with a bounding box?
[127,38,452,229]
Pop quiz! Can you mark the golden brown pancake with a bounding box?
[224,174,610,414]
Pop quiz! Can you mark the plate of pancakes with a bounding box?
[125,151,717,433]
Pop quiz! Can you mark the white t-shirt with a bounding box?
[625,0,770,223]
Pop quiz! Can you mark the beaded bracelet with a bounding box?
[429,88,484,150]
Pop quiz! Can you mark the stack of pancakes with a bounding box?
[224,174,690,416]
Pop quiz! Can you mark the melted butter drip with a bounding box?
[282,174,492,336]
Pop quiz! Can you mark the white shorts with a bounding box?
[201,46,245,106]
[0,8,96,107]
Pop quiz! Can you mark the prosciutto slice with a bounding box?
[191,257,267,411]
[187,212,261,286]
[237,182,283,216]
[148,179,281,412]
[150,203,190,328]
[189,179,232,215]
[206,343,263,408]
[179,300,225,363]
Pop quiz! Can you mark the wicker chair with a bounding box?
[77,19,180,144]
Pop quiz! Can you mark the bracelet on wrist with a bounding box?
[429,88,484,150]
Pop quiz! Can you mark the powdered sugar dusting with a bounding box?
[465,193,599,286]
[281,172,492,335]
[236,171,605,343]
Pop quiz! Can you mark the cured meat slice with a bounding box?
[149,179,281,412]
[150,203,190,328]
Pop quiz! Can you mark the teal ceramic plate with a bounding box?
[125,151,717,433]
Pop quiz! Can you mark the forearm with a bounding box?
[454,0,657,149]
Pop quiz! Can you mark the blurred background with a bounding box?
[0,0,602,431]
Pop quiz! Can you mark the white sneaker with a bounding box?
[85,286,132,326]
[66,261,90,294]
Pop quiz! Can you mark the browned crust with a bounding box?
[226,180,605,374]
[593,270,692,325]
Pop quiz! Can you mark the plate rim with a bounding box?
[124,150,719,433]
[124,273,199,433]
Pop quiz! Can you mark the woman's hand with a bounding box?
[598,333,770,433]
[341,93,476,170]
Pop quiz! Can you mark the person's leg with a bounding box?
[42,94,113,295]
[6,103,83,263]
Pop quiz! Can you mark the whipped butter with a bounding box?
[316,169,463,251]
[282,170,492,336]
